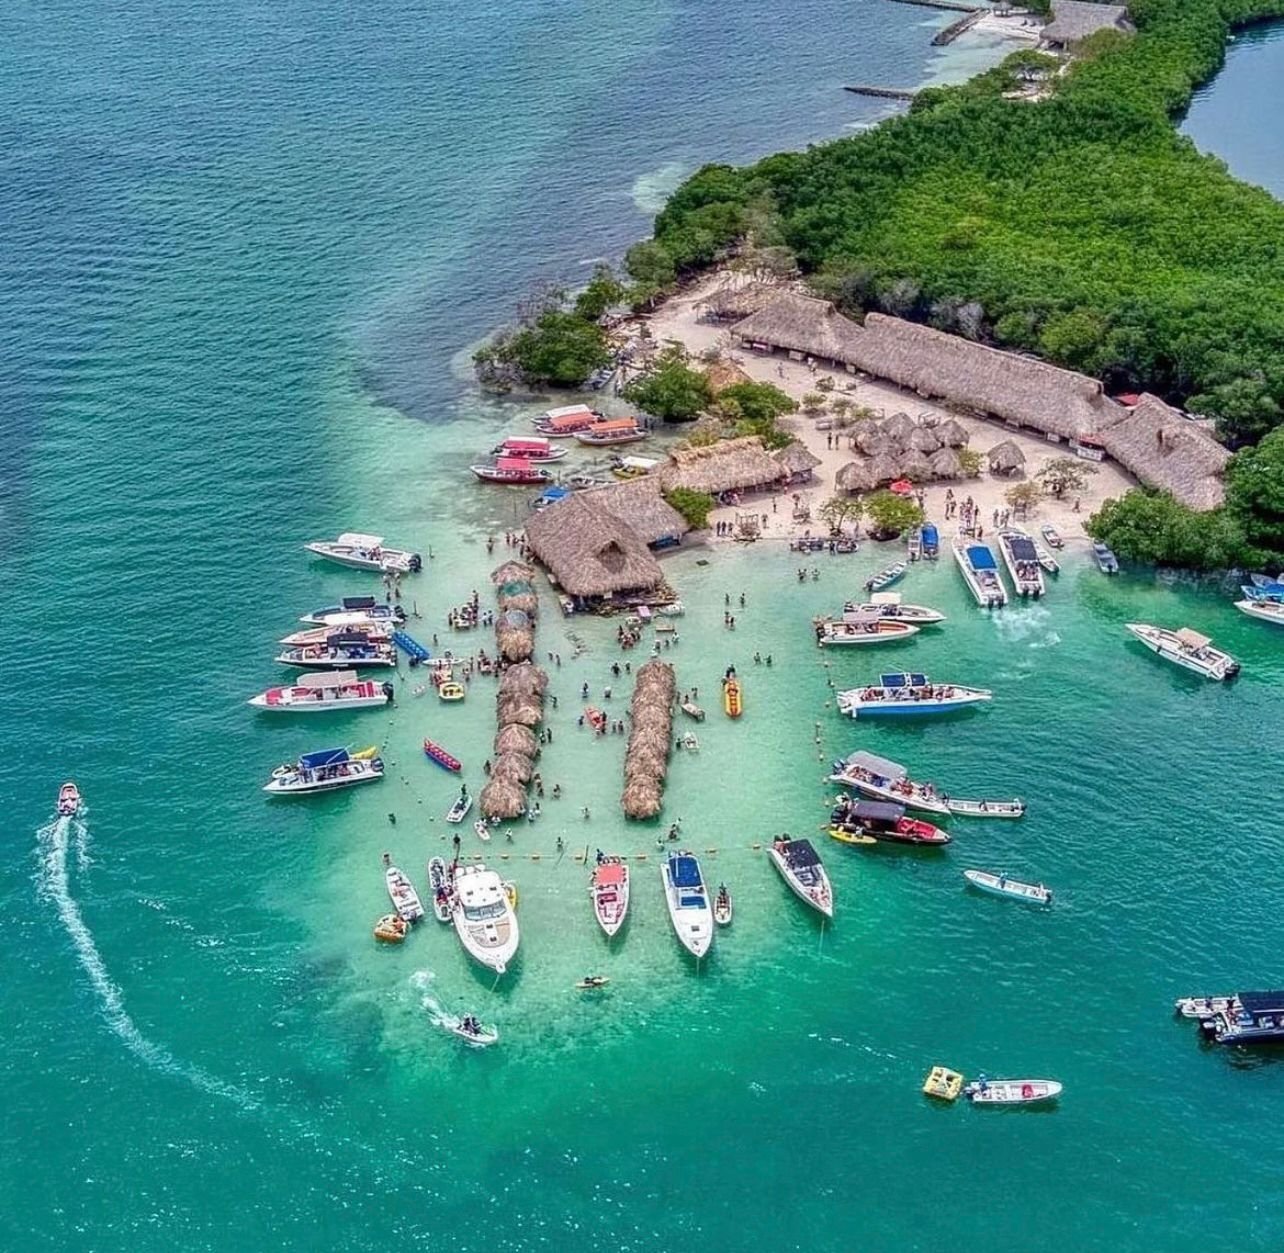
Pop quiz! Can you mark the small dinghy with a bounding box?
[446,789,473,823]
[680,700,705,721]
[56,781,81,818]
[678,732,700,751]
[590,857,630,938]
[963,869,1052,906]
[1040,524,1064,550]
[373,913,408,944]
[576,975,610,990]
[438,681,465,702]
[584,706,608,734]
[964,1078,1062,1106]
[450,1015,499,1048]
[713,883,733,926]
[383,854,425,923]
[864,561,907,593]
[474,819,491,842]
[427,858,453,922]
[423,738,463,772]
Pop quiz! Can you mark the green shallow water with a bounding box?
[6,4,1284,1249]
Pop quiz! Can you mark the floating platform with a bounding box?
[393,629,431,662]
[923,1066,964,1101]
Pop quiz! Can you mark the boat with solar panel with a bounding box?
[661,851,713,958]
[837,672,992,718]
[952,535,1008,607]
[264,746,385,795]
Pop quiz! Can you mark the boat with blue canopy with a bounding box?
[661,852,713,958]
[837,673,992,718]
[920,523,939,559]
[996,529,1045,598]
[952,535,1007,607]
[264,746,385,795]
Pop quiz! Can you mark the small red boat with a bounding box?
[469,457,553,485]
[57,781,81,818]
[423,738,462,773]
[584,706,608,734]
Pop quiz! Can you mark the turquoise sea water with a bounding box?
[6,5,1284,1249]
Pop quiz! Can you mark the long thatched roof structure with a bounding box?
[658,435,782,495]
[731,292,867,364]
[523,493,664,598]
[701,282,785,322]
[621,659,676,820]
[588,476,689,546]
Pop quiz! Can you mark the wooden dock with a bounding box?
[843,85,919,101]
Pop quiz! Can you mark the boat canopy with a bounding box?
[545,404,595,420]
[341,595,378,611]
[670,855,702,888]
[496,457,536,472]
[618,455,658,471]
[587,418,639,433]
[849,800,905,822]
[299,747,350,770]
[921,524,939,544]
[1239,991,1284,1014]
[536,486,571,504]
[297,669,359,688]
[843,750,907,780]
[1009,536,1038,562]
[329,630,374,646]
[782,839,821,868]
[337,532,384,547]
[879,673,928,688]
[966,545,998,571]
[500,437,552,452]
[870,592,902,606]
[840,605,884,624]
[1175,628,1212,650]
[595,863,626,887]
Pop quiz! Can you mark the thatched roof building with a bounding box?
[1097,394,1230,509]
[703,358,754,393]
[837,460,877,493]
[490,560,535,587]
[899,450,932,482]
[854,426,894,457]
[987,440,1027,475]
[730,292,867,366]
[772,441,822,484]
[928,446,964,480]
[867,453,902,487]
[701,282,784,322]
[881,412,917,446]
[1042,0,1131,47]
[523,493,665,600]
[479,777,525,820]
[906,424,942,454]
[621,659,676,820]
[658,435,782,495]
[494,724,538,757]
[590,477,690,547]
[937,418,970,447]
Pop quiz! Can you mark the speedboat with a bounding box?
[661,852,714,959]
[1125,623,1240,680]
[56,781,81,818]
[451,863,520,974]
[920,523,939,559]
[279,618,394,647]
[1236,597,1284,626]
[300,596,406,626]
[907,527,922,562]
[446,790,473,822]
[427,857,453,922]
[275,632,396,669]
[576,975,610,990]
[248,670,394,712]
[589,857,630,938]
[830,750,1024,819]
[964,1078,1062,1106]
[1173,995,1235,1020]
[952,535,1008,608]
[837,673,992,718]
[305,533,422,574]
[264,747,385,795]
[996,529,1045,598]
[713,884,733,926]
[1196,991,1284,1044]
[450,1015,499,1047]
[1093,540,1120,574]
[864,562,906,593]
[490,436,567,463]
[384,855,425,923]
[829,797,951,845]
[574,418,645,446]
[1040,524,1064,550]
[963,869,1052,905]
[843,592,945,624]
[470,458,554,485]
[767,836,833,919]
[532,403,601,437]
[814,609,920,646]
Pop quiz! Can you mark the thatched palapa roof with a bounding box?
[490,560,534,587]
[658,435,782,495]
[936,418,970,447]
[854,427,894,457]
[494,724,538,757]
[703,358,754,393]
[480,778,525,820]
[590,477,689,546]
[621,659,676,820]
[906,424,942,454]
[898,450,932,482]
[867,453,903,488]
[928,446,964,480]
[701,282,784,322]
[880,412,917,446]
[772,442,822,478]
[837,460,877,493]
[1042,0,1131,45]
[987,440,1027,475]
[498,662,548,697]
[731,292,867,364]
[523,493,664,598]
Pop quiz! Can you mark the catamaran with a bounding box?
[842,592,946,625]
[275,632,397,668]
[952,535,1008,608]
[300,596,406,626]
[305,533,422,574]
[451,863,520,974]
[837,672,992,718]
[589,856,630,938]
[384,854,425,923]
[814,607,919,647]
[996,529,1045,598]
[1125,623,1240,681]
[248,670,394,712]
[767,836,833,919]
[489,436,567,463]
[264,747,385,795]
[661,851,714,958]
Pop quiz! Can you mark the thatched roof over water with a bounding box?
[492,752,534,785]
[590,476,689,546]
[987,439,1027,474]
[497,662,548,697]
[490,560,534,587]
[658,435,782,495]
[731,292,867,364]
[772,442,822,477]
[494,724,538,757]
[621,659,676,820]
[523,493,664,598]
[1097,394,1229,509]
[479,777,525,820]
[1042,0,1131,45]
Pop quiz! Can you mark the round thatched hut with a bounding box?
[837,459,878,493]
[987,439,1027,476]
[937,418,970,448]
[906,424,942,454]
[928,446,964,480]
[854,426,894,457]
[479,777,526,820]
[898,449,933,482]
[881,412,917,446]
[490,560,535,587]
[494,724,538,757]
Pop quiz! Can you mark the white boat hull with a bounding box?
[305,543,418,574]
[952,538,1008,608]
[263,766,384,794]
[661,863,713,958]
[767,847,834,919]
[1236,599,1284,625]
[248,692,389,712]
[817,622,919,647]
[451,866,520,973]
[591,868,631,938]
[963,869,1051,905]
[1126,623,1239,680]
[966,1079,1062,1105]
[385,865,425,923]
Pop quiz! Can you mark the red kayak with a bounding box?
[422,738,462,773]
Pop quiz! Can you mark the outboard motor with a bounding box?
[382,681,395,701]
[408,553,423,573]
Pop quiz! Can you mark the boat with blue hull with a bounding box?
[837,673,992,718]
[952,536,1007,608]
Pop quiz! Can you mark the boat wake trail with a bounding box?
[36,816,259,1111]
[410,968,460,1033]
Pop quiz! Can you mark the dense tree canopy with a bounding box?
[622,347,712,422]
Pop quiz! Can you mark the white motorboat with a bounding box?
[952,535,1008,608]
[275,632,397,669]
[279,616,394,646]
[446,790,473,823]
[451,863,520,974]
[305,532,422,574]
[263,747,385,795]
[449,1015,499,1047]
[248,670,394,712]
[963,869,1052,906]
[842,592,946,625]
[996,529,1045,598]
[1125,623,1240,680]
[661,852,713,958]
[427,857,453,922]
[1034,538,1060,575]
[837,672,992,718]
[1174,994,1235,1021]
[814,607,920,647]
[1040,524,1064,550]
[829,750,1024,819]
[1093,540,1120,574]
[964,1078,1062,1106]
[473,818,491,842]
[1236,598,1284,626]
[57,781,81,818]
[767,836,833,919]
[384,855,425,923]
[300,595,405,626]
[589,856,630,938]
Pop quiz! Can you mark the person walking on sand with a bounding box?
[1073,497,1081,513]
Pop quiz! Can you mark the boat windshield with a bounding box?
[464,901,507,922]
